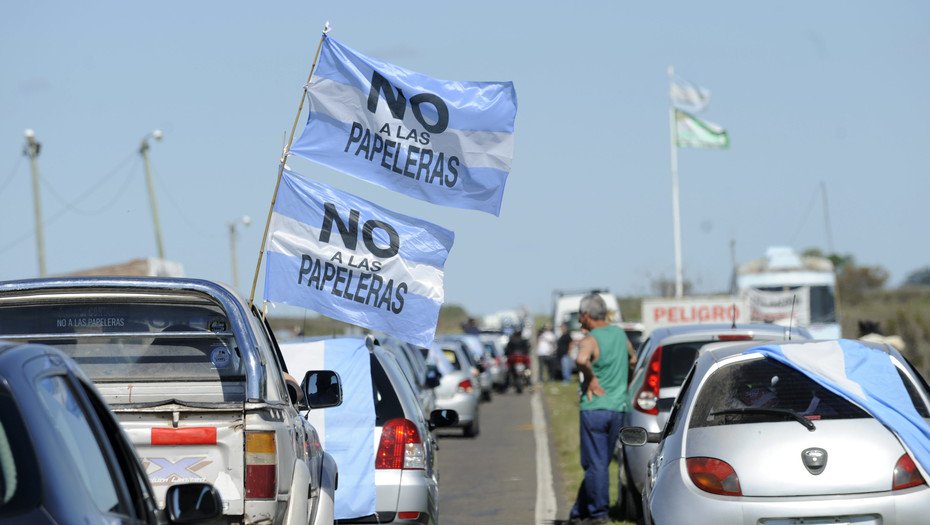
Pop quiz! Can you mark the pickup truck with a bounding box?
[0,277,339,525]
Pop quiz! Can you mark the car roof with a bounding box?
[700,338,894,364]
[647,322,812,342]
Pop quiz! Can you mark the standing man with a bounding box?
[536,324,557,382]
[556,322,573,382]
[569,294,636,525]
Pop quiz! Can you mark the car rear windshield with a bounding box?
[0,302,242,382]
[660,341,706,388]
[370,354,404,426]
[690,357,870,428]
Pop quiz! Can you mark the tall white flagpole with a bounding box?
[668,65,683,298]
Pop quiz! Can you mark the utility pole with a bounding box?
[228,216,252,290]
[139,130,165,259]
[23,129,46,277]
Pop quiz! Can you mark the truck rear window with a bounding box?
[0,302,243,382]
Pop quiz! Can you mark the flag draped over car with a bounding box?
[281,338,376,520]
[263,168,454,348]
[290,35,517,216]
[746,339,930,477]
[675,109,729,149]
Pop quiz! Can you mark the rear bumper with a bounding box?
[648,459,930,524]
[335,469,435,524]
[435,393,478,425]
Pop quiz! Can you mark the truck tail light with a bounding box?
[687,457,742,496]
[635,346,662,415]
[245,431,276,499]
[893,453,925,490]
[376,418,426,470]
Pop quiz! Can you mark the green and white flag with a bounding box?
[675,109,729,149]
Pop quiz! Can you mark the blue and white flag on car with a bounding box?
[746,339,930,477]
[291,36,517,216]
[280,338,375,520]
[263,168,454,348]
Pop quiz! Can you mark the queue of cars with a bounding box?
[0,276,507,524]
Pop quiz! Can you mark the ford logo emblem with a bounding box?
[802,447,828,475]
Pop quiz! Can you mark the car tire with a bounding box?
[481,389,492,402]
[463,417,480,437]
[622,458,642,521]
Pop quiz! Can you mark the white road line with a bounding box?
[532,387,557,524]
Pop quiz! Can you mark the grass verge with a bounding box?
[543,381,633,525]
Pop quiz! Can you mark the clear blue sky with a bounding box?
[1,1,928,316]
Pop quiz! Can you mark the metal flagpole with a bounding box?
[668,66,683,298]
[248,26,330,308]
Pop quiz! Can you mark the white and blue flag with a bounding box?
[280,338,375,520]
[291,36,517,216]
[263,168,454,348]
[746,339,930,476]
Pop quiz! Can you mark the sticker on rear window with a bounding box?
[210,346,232,368]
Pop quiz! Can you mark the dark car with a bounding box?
[0,342,222,525]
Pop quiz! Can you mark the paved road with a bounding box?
[436,388,539,524]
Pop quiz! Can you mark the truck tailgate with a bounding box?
[116,407,245,516]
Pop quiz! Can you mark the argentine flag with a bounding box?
[291,35,517,216]
[746,340,930,477]
[281,338,376,520]
[263,168,453,348]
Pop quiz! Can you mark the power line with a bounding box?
[40,156,138,216]
[0,155,23,196]
[150,163,220,239]
[789,184,821,245]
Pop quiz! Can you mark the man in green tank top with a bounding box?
[568,294,637,525]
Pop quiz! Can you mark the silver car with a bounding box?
[622,339,930,525]
[431,341,482,437]
[438,334,494,402]
[619,323,811,519]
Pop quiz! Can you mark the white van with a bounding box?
[552,289,623,337]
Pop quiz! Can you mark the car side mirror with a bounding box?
[302,370,343,409]
[165,483,222,523]
[619,426,662,447]
[428,409,459,430]
[425,365,442,389]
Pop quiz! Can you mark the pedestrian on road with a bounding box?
[568,294,637,525]
[556,322,573,383]
[536,324,557,382]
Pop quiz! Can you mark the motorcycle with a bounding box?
[506,353,532,394]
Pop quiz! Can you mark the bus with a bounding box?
[735,246,840,339]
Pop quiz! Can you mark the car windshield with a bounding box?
[0,302,243,382]
[690,357,870,429]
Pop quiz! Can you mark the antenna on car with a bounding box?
[786,295,797,341]
[730,303,737,329]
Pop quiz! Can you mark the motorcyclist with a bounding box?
[504,331,530,391]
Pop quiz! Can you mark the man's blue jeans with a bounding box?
[561,354,573,382]
[570,409,625,520]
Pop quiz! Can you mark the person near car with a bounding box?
[556,322,573,383]
[569,294,637,525]
[536,324,557,382]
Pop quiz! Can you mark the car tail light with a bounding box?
[398,512,422,520]
[457,379,474,393]
[151,426,217,446]
[717,334,753,341]
[687,457,742,496]
[893,453,925,490]
[245,431,277,499]
[635,346,662,415]
[376,418,426,470]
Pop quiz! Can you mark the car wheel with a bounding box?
[622,458,642,521]
[481,389,492,402]
[463,416,480,437]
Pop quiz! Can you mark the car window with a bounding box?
[0,386,40,517]
[370,354,405,426]
[896,368,930,418]
[35,374,128,515]
[442,349,462,370]
[689,357,869,429]
[659,341,706,388]
[663,364,696,439]
[0,302,243,383]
